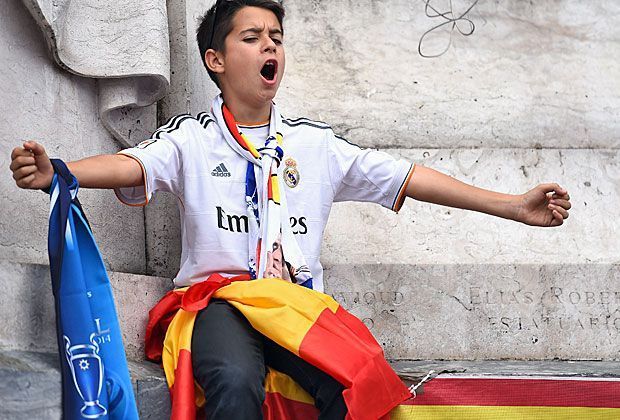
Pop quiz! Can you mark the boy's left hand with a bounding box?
[516,183,571,227]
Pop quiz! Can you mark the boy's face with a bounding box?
[216,6,285,112]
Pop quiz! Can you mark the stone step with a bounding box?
[392,359,620,381]
[0,260,171,361]
[2,349,619,420]
[2,260,619,361]
[0,349,168,420]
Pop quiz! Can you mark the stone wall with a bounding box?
[147,0,619,276]
[1,0,618,361]
[281,0,619,149]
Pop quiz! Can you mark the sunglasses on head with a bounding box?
[207,0,225,50]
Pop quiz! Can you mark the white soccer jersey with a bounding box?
[115,112,414,292]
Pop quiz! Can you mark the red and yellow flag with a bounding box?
[392,376,620,419]
[146,274,411,420]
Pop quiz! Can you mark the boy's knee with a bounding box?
[218,364,265,395]
[201,365,265,418]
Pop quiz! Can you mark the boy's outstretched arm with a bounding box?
[10,141,143,190]
[405,165,571,227]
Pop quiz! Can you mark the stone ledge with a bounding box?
[392,359,620,381]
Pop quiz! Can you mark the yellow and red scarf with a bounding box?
[212,96,313,287]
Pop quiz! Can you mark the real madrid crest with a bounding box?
[283,157,300,188]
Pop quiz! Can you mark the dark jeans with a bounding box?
[191,299,348,420]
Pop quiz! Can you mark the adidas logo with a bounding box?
[211,163,231,177]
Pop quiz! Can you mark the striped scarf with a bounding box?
[211,95,313,288]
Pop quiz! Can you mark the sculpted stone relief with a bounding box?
[21,0,170,147]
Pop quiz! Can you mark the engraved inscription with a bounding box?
[545,287,620,305]
[469,286,620,334]
[330,290,410,335]
[331,291,404,308]
[470,287,534,305]
[487,315,620,332]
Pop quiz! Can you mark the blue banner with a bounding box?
[48,159,139,419]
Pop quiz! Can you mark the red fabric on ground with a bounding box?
[401,377,620,408]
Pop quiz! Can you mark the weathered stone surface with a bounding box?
[145,193,183,277]
[134,376,170,420]
[0,261,58,357]
[7,260,620,361]
[21,0,170,146]
[279,0,620,149]
[0,0,148,274]
[323,148,620,266]
[0,349,169,420]
[0,351,61,420]
[7,261,618,361]
[186,0,219,116]
[0,261,172,361]
[392,359,620,380]
[129,357,171,419]
[110,271,174,360]
[325,263,620,360]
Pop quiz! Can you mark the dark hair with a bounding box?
[197,0,285,88]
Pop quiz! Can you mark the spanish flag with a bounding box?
[145,274,411,419]
[392,376,620,419]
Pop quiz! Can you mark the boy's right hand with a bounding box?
[10,141,54,190]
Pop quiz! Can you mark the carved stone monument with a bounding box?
[0,0,618,369]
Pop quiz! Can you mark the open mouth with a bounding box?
[260,60,277,81]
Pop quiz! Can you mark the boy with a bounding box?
[10,0,571,418]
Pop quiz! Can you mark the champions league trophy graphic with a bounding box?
[64,333,108,418]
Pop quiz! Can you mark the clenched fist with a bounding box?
[515,183,571,227]
[10,141,54,190]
